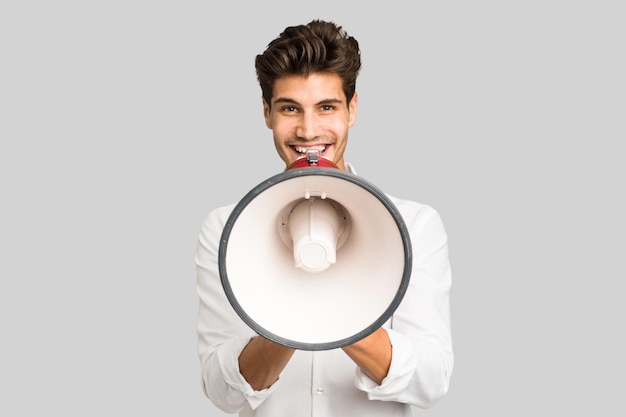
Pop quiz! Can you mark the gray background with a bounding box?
[1,1,624,415]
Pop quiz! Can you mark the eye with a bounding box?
[281,106,298,113]
[320,105,335,111]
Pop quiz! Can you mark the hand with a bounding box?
[342,328,392,385]
[238,336,296,391]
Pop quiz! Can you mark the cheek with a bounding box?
[272,126,292,149]
[333,122,351,140]
[274,120,297,138]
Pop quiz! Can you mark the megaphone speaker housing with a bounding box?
[219,167,412,350]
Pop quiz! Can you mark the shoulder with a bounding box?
[386,195,450,257]
[206,203,237,221]
[199,203,237,235]
[387,195,442,226]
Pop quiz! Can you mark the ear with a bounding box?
[262,97,272,129]
[348,92,358,127]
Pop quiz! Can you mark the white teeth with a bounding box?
[294,145,326,154]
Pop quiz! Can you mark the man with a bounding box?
[196,20,453,416]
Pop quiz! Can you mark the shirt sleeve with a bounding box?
[195,205,278,412]
[354,202,454,408]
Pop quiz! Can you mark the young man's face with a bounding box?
[263,72,357,171]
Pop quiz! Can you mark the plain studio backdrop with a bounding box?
[1,1,624,415]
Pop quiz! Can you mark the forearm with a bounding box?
[342,327,392,385]
[238,336,296,391]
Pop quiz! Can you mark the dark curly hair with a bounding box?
[255,20,361,108]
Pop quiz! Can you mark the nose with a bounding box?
[295,112,321,141]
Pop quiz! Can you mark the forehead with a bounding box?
[271,73,346,104]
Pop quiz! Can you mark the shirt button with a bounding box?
[315,387,324,395]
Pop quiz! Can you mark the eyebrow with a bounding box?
[273,97,344,106]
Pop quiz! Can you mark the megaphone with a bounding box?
[219,156,412,350]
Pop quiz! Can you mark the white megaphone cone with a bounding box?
[218,152,412,350]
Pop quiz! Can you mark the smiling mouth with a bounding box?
[292,145,327,156]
